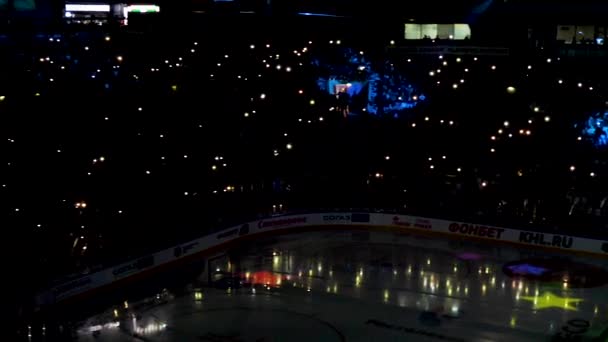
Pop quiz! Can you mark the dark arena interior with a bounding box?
[5,0,608,341]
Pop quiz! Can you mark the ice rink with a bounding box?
[70,229,608,341]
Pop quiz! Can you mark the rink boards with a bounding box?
[38,212,608,306]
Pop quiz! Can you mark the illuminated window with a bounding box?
[404,23,471,40]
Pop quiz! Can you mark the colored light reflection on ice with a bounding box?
[520,291,584,311]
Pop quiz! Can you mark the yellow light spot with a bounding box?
[520,292,583,311]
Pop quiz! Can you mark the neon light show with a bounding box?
[579,111,608,147]
[312,47,425,117]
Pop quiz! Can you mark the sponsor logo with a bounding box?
[414,218,432,230]
[519,232,573,249]
[351,213,370,223]
[448,223,505,240]
[54,277,92,295]
[392,216,411,227]
[112,255,155,277]
[323,214,351,221]
[257,217,307,229]
[216,229,238,240]
[174,242,198,257]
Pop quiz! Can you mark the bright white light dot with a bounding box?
[429,165,435,169]
[250,44,255,49]
[84,46,89,51]
[183,155,188,159]
[319,117,324,121]
[429,71,435,76]
[286,143,293,150]
[578,83,583,88]
[184,192,189,196]
[145,170,151,174]
[490,148,495,153]
[590,172,596,177]
[424,117,429,121]
[527,65,532,70]
[491,65,496,70]
[260,93,266,99]
[385,155,390,160]
[481,181,487,187]
[285,66,292,72]
[546,58,551,63]
[389,40,395,45]
[138,107,142,111]
[457,168,462,172]
[456,57,461,63]
[244,112,250,117]
[15,208,19,212]
[503,121,510,127]
[569,166,576,172]
[544,116,551,122]
[507,86,516,94]
[452,84,458,89]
